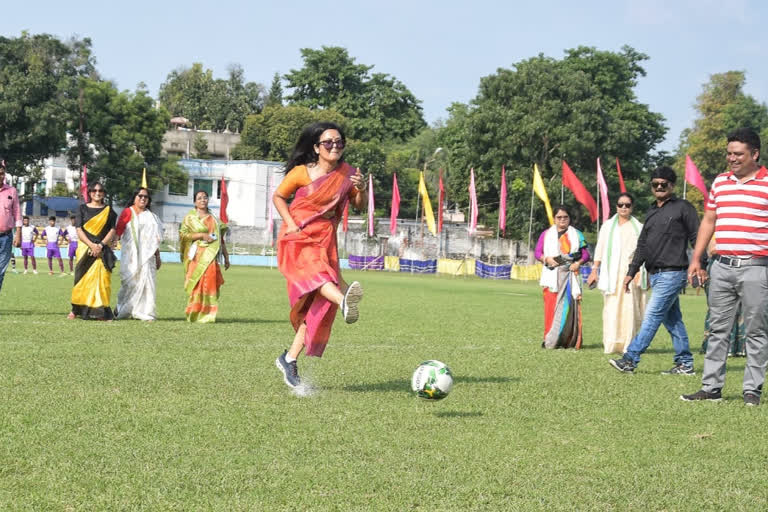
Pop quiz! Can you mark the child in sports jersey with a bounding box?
[41,216,66,276]
[64,215,78,274]
[20,216,38,274]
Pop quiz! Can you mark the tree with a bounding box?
[232,104,347,162]
[66,78,186,205]
[0,33,94,179]
[193,133,209,159]
[435,46,667,239]
[158,63,265,132]
[284,46,426,143]
[677,71,768,183]
[265,72,283,107]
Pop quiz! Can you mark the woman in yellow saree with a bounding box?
[179,190,230,323]
[69,183,118,320]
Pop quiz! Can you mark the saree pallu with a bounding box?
[71,205,117,320]
[180,211,227,323]
[277,164,356,357]
[542,266,582,349]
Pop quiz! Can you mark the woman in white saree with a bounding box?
[115,188,163,321]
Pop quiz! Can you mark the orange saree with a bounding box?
[277,163,357,357]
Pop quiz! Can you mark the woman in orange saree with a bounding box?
[274,122,367,389]
[179,190,230,323]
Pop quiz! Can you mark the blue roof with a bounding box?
[41,196,81,212]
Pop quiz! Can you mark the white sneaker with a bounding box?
[23,270,28,275]
[341,281,363,324]
[33,270,38,275]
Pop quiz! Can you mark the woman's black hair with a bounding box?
[126,187,152,210]
[617,192,634,205]
[553,205,572,219]
[283,122,346,173]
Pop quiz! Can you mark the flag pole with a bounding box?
[596,177,600,235]
[527,180,535,264]
[683,180,687,200]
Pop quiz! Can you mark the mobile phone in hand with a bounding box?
[691,275,700,288]
[588,280,597,290]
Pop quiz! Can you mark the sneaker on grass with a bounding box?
[680,389,722,402]
[275,350,300,388]
[609,358,636,373]
[661,364,695,376]
[744,392,760,407]
[341,281,363,324]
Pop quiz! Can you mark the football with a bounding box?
[411,360,453,400]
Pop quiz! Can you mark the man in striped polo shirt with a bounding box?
[682,128,768,406]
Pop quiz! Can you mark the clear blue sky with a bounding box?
[4,0,766,152]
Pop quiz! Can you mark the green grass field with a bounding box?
[1,265,766,511]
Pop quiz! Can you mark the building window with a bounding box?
[193,179,213,198]
[216,179,228,199]
[36,181,47,195]
[169,177,188,196]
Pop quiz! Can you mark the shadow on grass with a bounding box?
[342,375,518,393]
[433,411,484,418]
[159,316,283,324]
[2,309,71,317]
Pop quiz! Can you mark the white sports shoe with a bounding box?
[341,281,363,324]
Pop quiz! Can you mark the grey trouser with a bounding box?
[702,260,768,395]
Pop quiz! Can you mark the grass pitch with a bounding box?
[1,265,766,510]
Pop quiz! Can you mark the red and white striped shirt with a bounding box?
[707,166,768,257]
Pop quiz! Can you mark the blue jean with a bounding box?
[624,270,693,367]
[0,231,12,293]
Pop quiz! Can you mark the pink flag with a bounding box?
[390,173,400,236]
[468,168,478,235]
[367,173,374,237]
[616,157,627,193]
[499,165,507,235]
[596,158,610,222]
[80,164,88,202]
[438,170,445,233]
[219,178,229,224]
[265,174,274,245]
[685,155,709,198]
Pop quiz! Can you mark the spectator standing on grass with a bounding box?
[535,205,589,349]
[682,128,768,406]
[64,215,78,275]
[609,166,702,375]
[19,216,38,274]
[273,122,366,389]
[41,215,66,276]
[0,157,22,300]
[588,192,648,354]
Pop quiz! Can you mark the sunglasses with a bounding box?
[617,202,632,208]
[137,194,149,199]
[90,189,105,193]
[651,181,670,190]
[317,139,345,150]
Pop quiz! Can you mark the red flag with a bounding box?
[342,202,349,232]
[219,178,229,223]
[438,170,445,233]
[596,158,610,222]
[562,160,598,222]
[616,158,627,193]
[80,164,88,202]
[685,155,709,198]
[499,165,507,234]
[389,173,400,235]
[367,173,374,237]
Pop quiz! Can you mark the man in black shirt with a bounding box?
[609,166,700,375]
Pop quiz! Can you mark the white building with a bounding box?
[153,158,284,226]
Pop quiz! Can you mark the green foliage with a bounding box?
[0,33,94,178]
[284,46,426,143]
[676,71,768,184]
[158,63,265,132]
[265,72,283,107]
[66,78,186,205]
[435,46,667,239]
[193,133,209,159]
[49,182,74,198]
[232,104,347,162]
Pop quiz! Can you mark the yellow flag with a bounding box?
[533,164,554,225]
[418,172,437,235]
[141,168,148,188]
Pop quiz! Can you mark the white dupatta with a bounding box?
[596,214,647,295]
[539,225,584,296]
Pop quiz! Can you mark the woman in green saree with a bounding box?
[179,190,230,323]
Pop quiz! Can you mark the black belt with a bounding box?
[715,255,768,268]
[649,266,686,275]
[0,229,12,236]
